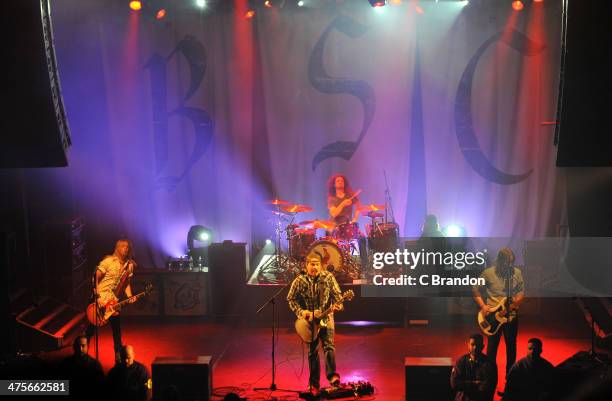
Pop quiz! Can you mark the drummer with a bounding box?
[327,174,361,225]
[327,174,368,267]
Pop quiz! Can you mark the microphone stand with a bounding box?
[90,269,99,361]
[254,281,300,395]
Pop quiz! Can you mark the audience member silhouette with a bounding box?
[59,335,104,400]
[107,344,150,401]
[501,338,555,401]
[451,333,497,401]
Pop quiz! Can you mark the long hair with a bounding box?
[327,174,354,197]
[495,247,515,277]
[114,238,133,259]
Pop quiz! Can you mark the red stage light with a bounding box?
[245,9,255,19]
[415,5,424,14]
[512,1,524,11]
[534,0,543,2]
[129,1,142,11]
[156,9,166,20]
[373,1,386,7]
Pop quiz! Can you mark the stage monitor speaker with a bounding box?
[405,357,453,401]
[152,356,212,401]
[555,0,612,166]
[0,0,71,168]
[208,241,249,316]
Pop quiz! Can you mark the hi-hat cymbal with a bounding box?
[270,210,290,217]
[268,198,290,205]
[358,204,386,212]
[366,211,384,219]
[282,204,313,213]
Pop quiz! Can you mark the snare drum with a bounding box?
[333,222,360,241]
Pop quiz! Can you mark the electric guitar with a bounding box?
[477,297,516,336]
[86,283,153,326]
[295,289,354,343]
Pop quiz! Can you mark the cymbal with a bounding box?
[268,198,290,205]
[366,211,384,219]
[282,204,313,213]
[299,220,334,230]
[358,204,386,212]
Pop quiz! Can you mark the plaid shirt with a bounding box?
[287,271,343,326]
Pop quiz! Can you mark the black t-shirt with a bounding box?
[59,354,104,399]
[107,361,150,401]
[502,356,555,401]
[328,194,358,225]
[450,353,498,401]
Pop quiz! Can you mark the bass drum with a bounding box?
[307,239,344,274]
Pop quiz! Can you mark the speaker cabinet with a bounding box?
[556,0,612,166]
[0,0,71,167]
[152,356,212,401]
[405,357,453,401]
[208,242,249,316]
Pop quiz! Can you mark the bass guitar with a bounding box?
[477,296,516,336]
[295,289,354,343]
[86,283,153,326]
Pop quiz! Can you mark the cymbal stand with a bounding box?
[260,205,291,278]
[383,169,396,224]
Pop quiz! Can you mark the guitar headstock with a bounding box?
[343,289,355,301]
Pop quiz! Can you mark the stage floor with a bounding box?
[42,316,591,401]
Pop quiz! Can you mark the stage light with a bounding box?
[368,0,386,8]
[390,0,402,5]
[265,239,272,245]
[443,224,466,237]
[264,0,272,8]
[245,9,255,18]
[129,1,142,11]
[533,0,543,2]
[297,0,305,6]
[512,1,524,11]
[415,5,424,14]
[187,225,212,250]
[195,0,207,7]
[156,9,166,19]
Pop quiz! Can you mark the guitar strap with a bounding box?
[112,260,132,298]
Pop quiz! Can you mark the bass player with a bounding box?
[86,239,137,364]
[472,247,525,377]
[287,252,344,396]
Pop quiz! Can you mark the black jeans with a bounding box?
[308,327,337,388]
[486,317,518,376]
[86,315,123,362]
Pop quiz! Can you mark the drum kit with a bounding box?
[260,197,400,283]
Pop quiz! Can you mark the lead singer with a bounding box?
[287,252,344,396]
[86,239,137,363]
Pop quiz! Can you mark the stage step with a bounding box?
[15,296,89,352]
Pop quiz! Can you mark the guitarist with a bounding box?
[472,247,524,377]
[287,252,344,396]
[86,239,137,363]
